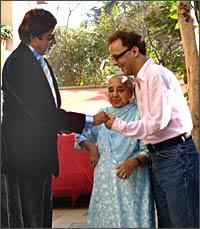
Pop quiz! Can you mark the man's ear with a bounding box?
[29,35,34,43]
[132,46,139,56]
[29,35,38,46]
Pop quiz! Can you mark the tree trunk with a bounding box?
[177,1,200,151]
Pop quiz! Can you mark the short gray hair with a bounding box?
[107,73,134,91]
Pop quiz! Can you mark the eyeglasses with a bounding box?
[112,47,133,61]
[38,33,56,42]
[47,33,55,42]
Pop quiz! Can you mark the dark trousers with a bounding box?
[1,173,52,228]
[149,138,199,228]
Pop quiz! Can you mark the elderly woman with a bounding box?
[75,74,155,228]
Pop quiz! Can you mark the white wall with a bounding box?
[1,1,39,49]
[1,1,38,72]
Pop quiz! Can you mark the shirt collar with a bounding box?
[26,44,42,61]
[136,58,154,81]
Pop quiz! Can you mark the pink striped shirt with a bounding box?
[112,59,193,144]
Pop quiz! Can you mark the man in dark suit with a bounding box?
[1,8,106,228]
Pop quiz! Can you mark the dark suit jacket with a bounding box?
[1,42,85,178]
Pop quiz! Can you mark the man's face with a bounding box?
[107,76,133,108]
[30,28,56,55]
[109,38,135,76]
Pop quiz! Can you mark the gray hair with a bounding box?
[107,73,134,91]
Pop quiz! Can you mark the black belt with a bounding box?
[147,134,191,152]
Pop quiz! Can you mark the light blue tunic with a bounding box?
[75,103,155,228]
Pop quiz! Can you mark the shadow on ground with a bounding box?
[53,194,91,209]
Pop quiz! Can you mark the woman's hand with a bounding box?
[116,158,139,179]
[89,148,100,168]
[80,140,100,168]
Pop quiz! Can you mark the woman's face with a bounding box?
[107,76,133,108]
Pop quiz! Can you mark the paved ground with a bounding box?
[52,196,158,228]
[52,196,90,228]
[53,207,88,228]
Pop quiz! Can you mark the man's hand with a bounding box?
[93,111,110,126]
[104,114,116,129]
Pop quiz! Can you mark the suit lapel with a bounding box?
[18,43,60,109]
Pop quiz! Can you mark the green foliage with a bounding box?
[1,25,13,39]
[184,91,188,101]
[169,1,179,29]
[48,1,191,87]
[48,27,109,86]
[120,1,185,73]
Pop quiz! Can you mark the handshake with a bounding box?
[93,111,115,129]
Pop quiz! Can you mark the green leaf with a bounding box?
[175,22,180,30]
[170,14,178,20]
